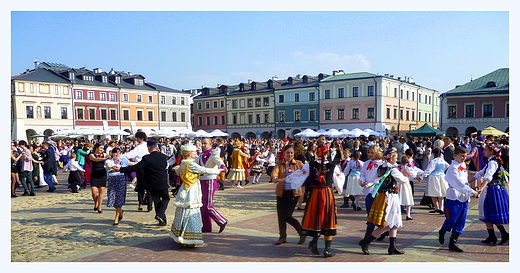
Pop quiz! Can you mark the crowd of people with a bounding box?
[10,130,509,256]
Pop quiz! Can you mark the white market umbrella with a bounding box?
[294,128,320,138]
[363,128,384,137]
[74,127,104,135]
[210,129,229,137]
[102,128,130,136]
[348,128,369,138]
[339,129,350,137]
[316,129,328,135]
[324,129,343,138]
[151,128,176,137]
[195,129,212,138]
[52,129,75,136]
[176,128,196,137]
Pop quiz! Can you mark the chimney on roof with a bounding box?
[94,68,102,73]
[109,68,115,75]
[34,59,40,69]
[128,72,132,76]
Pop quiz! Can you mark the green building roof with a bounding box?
[442,68,509,97]
[320,72,378,82]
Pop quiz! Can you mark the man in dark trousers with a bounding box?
[115,140,170,226]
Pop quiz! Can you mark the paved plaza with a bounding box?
[10,171,512,268]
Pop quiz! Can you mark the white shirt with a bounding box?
[359,159,385,196]
[445,160,476,202]
[63,159,85,172]
[474,156,500,182]
[121,141,149,162]
[105,158,129,176]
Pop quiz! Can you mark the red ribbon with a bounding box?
[366,161,378,170]
[458,165,467,171]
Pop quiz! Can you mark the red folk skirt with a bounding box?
[301,186,337,236]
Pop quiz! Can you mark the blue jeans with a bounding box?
[44,172,56,190]
[19,171,35,192]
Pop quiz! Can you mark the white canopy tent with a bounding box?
[324,129,343,138]
[294,128,320,138]
[210,129,229,137]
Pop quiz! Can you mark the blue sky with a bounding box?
[9,9,510,92]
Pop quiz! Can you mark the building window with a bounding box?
[206,116,210,125]
[263,97,269,106]
[161,96,165,104]
[232,100,238,109]
[181,112,186,122]
[206,101,211,109]
[256,114,261,123]
[406,110,410,121]
[393,108,397,119]
[87,92,94,100]
[406,90,410,100]
[448,106,457,118]
[386,108,391,119]
[42,106,51,118]
[324,89,331,99]
[247,99,253,108]
[75,90,83,99]
[100,93,106,101]
[367,86,375,96]
[221,100,225,108]
[135,78,144,86]
[89,108,96,120]
[324,109,332,120]
[110,109,116,120]
[264,113,269,123]
[148,96,153,103]
[279,111,285,122]
[213,101,218,108]
[102,76,108,83]
[26,106,34,118]
[172,112,177,122]
[232,114,237,124]
[465,105,475,118]
[309,92,316,101]
[161,111,166,122]
[418,112,422,121]
[101,109,107,120]
[137,110,143,121]
[411,111,415,121]
[123,94,129,101]
[255,98,261,107]
[295,93,300,102]
[172,97,177,105]
[352,108,359,119]
[109,93,116,101]
[419,93,422,103]
[352,87,359,97]
[214,116,219,125]
[483,104,493,118]
[338,88,344,98]
[123,109,129,121]
[400,109,403,119]
[394,88,398,98]
[337,108,345,120]
[148,111,154,121]
[248,115,253,124]
[76,108,84,120]
[181,97,185,105]
[198,117,203,126]
[221,115,226,124]
[309,110,316,121]
[411,92,415,101]
[197,102,202,110]
[294,110,301,122]
[367,107,374,119]
[115,76,121,84]
[279,94,285,103]
[137,95,142,102]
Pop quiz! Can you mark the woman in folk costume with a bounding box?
[398,155,417,220]
[472,141,509,245]
[358,145,385,241]
[466,138,487,193]
[227,141,250,188]
[358,148,409,255]
[285,143,345,258]
[170,144,224,247]
[420,148,449,215]
[342,150,364,211]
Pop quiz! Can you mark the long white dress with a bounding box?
[169,159,221,246]
[398,164,416,206]
[421,157,449,197]
[342,159,365,196]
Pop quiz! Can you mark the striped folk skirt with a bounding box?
[301,187,337,237]
[479,185,509,225]
[367,192,403,228]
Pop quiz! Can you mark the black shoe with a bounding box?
[11,194,18,198]
[22,191,29,196]
[113,222,119,226]
[219,221,228,233]
[94,207,99,211]
[388,237,405,255]
[438,210,444,215]
[46,189,55,192]
[323,250,335,258]
[429,209,439,213]
[155,215,167,226]
[119,210,124,221]
[29,191,35,196]
[309,241,319,255]
[439,229,446,245]
[406,216,413,220]
[448,232,464,252]
[359,235,376,255]
[497,225,509,245]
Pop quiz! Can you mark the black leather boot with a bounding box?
[377,231,389,241]
[481,228,498,244]
[439,228,447,245]
[359,234,376,255]
[497,225,509,245]
[323,240,335,258]
[388,237,405,255]
[309,236,319,255]
[448,232,464,252]
[363,224,375,240]
[340,197,349,208]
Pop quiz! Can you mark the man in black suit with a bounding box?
[442,137,455,164]
[115,140,170,226]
